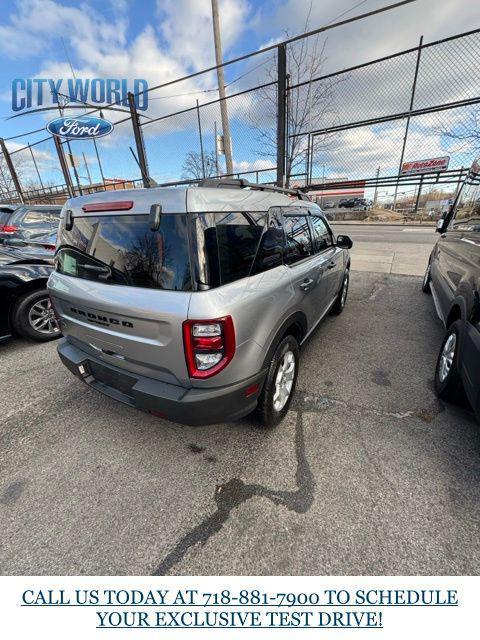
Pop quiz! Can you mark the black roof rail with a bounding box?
[197,177,311,201]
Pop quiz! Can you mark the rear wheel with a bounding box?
[12,290,61,342]
[256,335,299,428]
[434,319,466,404]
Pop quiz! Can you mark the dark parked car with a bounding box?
[0,204,61,244]
[0,242,59,343]
[0,203,20,238]
[422,158,480,421]
[338,198,369,210]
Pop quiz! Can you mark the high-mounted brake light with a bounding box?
[81,201,133,212]
[183,316,235,379]
[0,225,18,233]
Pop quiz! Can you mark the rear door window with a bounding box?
[283,213,313,265]
[56,213,192,291]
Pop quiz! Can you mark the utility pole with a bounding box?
[214,121,219,175]
[211,0,233,175]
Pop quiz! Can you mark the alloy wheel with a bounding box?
[273,350,295,412]
[438,332,456,382]
[341,271,349,307]
[28,297,59,336]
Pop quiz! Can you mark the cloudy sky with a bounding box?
[0,0,478,190]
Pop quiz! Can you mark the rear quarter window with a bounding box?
[191,210,284,287]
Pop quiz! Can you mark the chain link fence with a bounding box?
[0,27,479,204]
[301,29,480,187]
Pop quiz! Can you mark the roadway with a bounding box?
[331,223,437,276]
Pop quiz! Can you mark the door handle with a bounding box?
[300,278,314,291]
[327,261,336,270]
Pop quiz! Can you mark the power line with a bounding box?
[3,0,419,136]
[59,0,421,117]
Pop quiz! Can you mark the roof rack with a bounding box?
[197,177,311,201]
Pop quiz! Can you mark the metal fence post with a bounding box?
[0,138,25,203]
[128,91,151,188]
[28,142,45,191]
[276,43,287,187]
[393,35,423,209]
[53,135,75,198]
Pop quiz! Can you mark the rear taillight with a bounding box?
[183,316,235,379]
[43,244,56,251]
[0,225,18,233]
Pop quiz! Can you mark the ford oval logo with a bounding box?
[46,116,114,140]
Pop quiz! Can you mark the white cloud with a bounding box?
[0,0,127,59]
[233,158,273,172]
[157,0,251,71]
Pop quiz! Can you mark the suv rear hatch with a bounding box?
[48,193,193,387]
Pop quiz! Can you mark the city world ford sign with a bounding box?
[46,116,114,140]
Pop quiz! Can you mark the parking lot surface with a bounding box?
[1,271,479,575]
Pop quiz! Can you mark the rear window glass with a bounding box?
[56,214,192,291]
[0,212,12,226]
[11,207,61,227]
[192,211,283,287]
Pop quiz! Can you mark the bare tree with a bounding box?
[0,153,27,199]
[181,150,218,180]
[251,8,341,186]
[440,107,480,159]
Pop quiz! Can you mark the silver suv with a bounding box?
[48,180,352,427]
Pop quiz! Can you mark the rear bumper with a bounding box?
[57,338,266,426]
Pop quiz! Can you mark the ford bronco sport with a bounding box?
[48,179,352,427]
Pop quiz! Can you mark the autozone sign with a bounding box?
[401,156,450,175]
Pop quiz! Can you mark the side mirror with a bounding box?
[337,234,353,249]
[436,219,445,233]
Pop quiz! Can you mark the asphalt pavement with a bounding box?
[1,271,479,576]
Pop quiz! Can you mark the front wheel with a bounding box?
[434,319,466,404]
[256,335,299,428]
[422,260,432,293]
[330,268,349,315]
[12,289,61,342]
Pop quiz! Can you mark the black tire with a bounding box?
[12,289,61,342]
[255,335,299,428]
[422,259,432,293]
[434,319,466,404]
[330,268,349,315]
